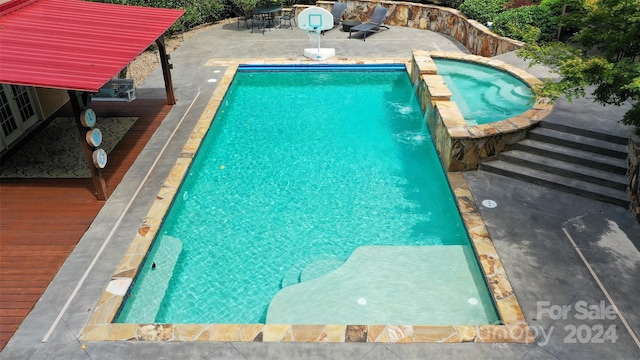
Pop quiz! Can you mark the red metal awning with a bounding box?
[0,0,184,92]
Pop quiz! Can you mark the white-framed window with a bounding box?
[0,84,41,152]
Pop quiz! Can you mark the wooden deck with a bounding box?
[0,99,171,350]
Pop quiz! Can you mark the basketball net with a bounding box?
[307,26,321,51]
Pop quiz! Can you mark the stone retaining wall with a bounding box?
[314,0,523,57]
[629,131,640,222]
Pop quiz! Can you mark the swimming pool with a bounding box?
[117,64,498,325]
[433,59,534,125]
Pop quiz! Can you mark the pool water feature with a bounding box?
[433,58,534,125]
[117,65,498,325]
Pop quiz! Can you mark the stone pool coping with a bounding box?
[81,56,532,343]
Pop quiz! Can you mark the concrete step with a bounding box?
[499,150,628,191]
[529,127,628,159]
[514,139,628,175]
[479,160,630,207]
[540,121,629,145]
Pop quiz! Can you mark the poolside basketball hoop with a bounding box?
[297,7,335,61]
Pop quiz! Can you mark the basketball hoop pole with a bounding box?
[314,27,320,52]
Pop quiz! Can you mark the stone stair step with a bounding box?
[499,150,628,190]
[480,160,630,207]
[514,139,627,174]
[540,120,629,145]
[529,127,628,159]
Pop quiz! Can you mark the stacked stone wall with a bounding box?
[316,0,523,57]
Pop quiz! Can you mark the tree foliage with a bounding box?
[518,0,640,130]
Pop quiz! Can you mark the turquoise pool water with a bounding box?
[434,58,534,125]
[117,65,498,325]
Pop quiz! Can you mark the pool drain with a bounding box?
[357,298,367,305]
[481,199,497,208]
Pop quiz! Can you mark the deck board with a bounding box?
[0,98,171,350]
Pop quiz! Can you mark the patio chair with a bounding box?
[321,2,347,35]
[233,7,253,29]
[348,6,389,41]
[252,13,271,34]
[279,7,296,29]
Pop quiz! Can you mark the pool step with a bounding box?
[267,246,498,325]
[281,264,302,289]
[482,87,513,113]
[119,236,183,322]
[281,257,344,288]
[300,259,343,282]
[480,121,630,207]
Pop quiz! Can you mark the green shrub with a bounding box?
[173,0,225,33]
[109,0,225,34]
[459,0,509,25]
[230,0,260,11]
[493,5,557,42]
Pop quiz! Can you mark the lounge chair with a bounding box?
[331,2,347,27]
[349,6,389,41]
[321,2,347,35]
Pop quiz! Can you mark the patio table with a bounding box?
[253,5,282,28]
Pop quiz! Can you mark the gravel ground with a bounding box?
[126,23,219,86]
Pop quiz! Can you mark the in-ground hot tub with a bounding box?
[432,58,535,126]
[410,50,554,171]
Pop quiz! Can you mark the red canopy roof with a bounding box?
[0,0,184,92]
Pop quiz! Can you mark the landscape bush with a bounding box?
[108,0,226,34]
[458,0,509,25]
[492,5,557,42]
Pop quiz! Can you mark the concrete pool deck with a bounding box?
[2,21,639,360]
